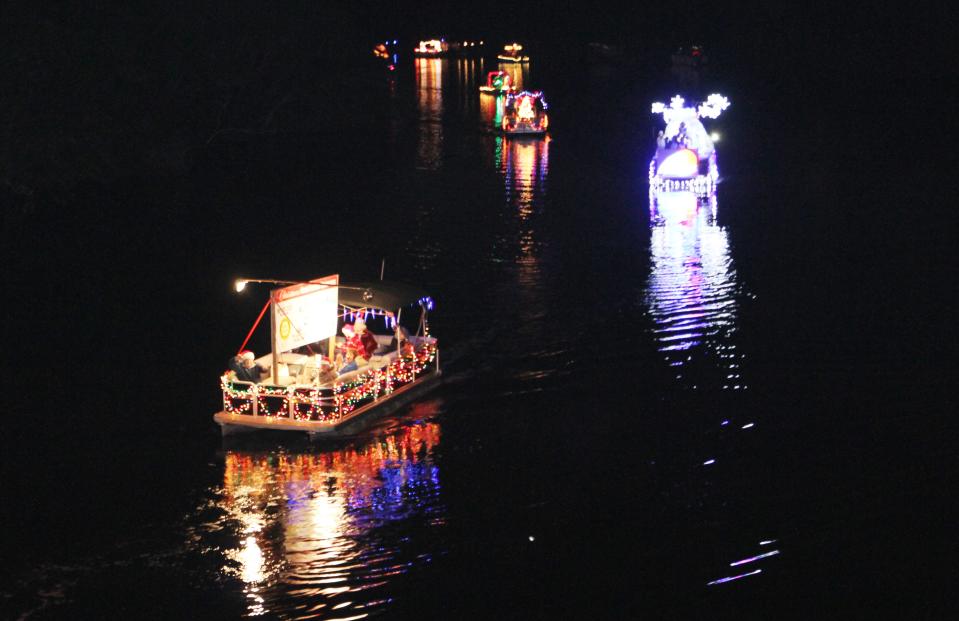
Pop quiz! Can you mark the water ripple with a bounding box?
[187,419,446,619]
[645,190,748,389]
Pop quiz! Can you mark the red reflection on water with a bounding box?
[218,419,443,618]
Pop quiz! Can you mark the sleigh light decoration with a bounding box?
[649,94,730,194]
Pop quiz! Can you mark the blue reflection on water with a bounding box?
[645,189,747,390]
[215,418,445,619]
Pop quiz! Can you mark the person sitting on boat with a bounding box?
[229,350,268,383]
[337,323,363,358]
[656,130,666,149]
[376,324,413,355]
[336,347,362,375]
[352,317,379,359]
[314,355,338,385]
[676,123,689,147]
[335,324,368,372]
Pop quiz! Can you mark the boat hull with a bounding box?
[214,369,441,438]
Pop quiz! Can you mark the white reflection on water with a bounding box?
[646,190,747,389]
[215,416,443,619]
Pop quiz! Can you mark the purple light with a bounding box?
[721,420,729,426]
[741,423,754,429]
[657,149,699,179]
[730,549,780,566]
[707,568,762,586]
[703,459,716,465]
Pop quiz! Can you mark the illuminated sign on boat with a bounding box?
[271,277,339,354]
[657,149,699,179]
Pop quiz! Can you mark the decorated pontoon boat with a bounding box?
[649,94,729,194]
[497,43,529,63]
[479,70,514,94]
[214,275,440,438]
[502,90,549,135]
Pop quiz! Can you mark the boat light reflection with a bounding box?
[645,189,747,389]
[213,418,444,618]
[415,58,444,169]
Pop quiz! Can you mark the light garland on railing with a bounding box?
[648,152,719,195]
[333,342,438,418]
[220,342,438,423]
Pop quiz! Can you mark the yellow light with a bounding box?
[710,132,721,142]
[235,279,248,292]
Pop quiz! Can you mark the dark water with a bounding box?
[2,53,954,619]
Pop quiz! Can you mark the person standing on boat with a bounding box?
[335,324,366,372]
[677,122,689,147]
[337,323,363,357]
[376,324,412,355]
[352,317,379,359]
[229,350,268,383]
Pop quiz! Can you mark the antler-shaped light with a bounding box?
[651,93,730,122]
[697,94,730,119]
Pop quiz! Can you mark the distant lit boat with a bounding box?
[373,39,400,71]
[649,94,729,194]
[479,70,514,94]
[414,39,448,57]
[215,276,441,439]
[497,43,529,63]
[670,45,708,89]
[501,91,549,135]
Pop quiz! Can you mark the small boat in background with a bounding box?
[373,39,400,71]
[670,45,708,89]
[479,70,515,94]
[414,39,448,57]
[497,43,529,63]
[502,91,549,135]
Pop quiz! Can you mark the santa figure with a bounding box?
[352,316,379,359]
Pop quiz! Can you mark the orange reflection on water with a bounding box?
[501,136,550,224]
[415,58,444,169]
[219,418,443,619]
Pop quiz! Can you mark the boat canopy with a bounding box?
[339,281,433,313]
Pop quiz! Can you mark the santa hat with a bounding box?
[341,323,354,335]
[239,350,255,360]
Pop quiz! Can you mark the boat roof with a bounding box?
[339,281,433,312]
